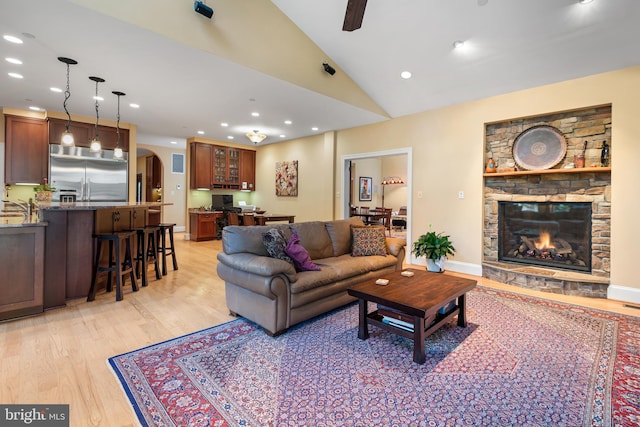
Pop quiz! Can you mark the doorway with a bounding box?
[342,148,412,260]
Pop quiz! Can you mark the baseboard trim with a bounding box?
[607,284,640,305]
[447,261,482,277]
[175,225,186,233]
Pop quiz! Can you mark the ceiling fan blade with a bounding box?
[342,0,368,32]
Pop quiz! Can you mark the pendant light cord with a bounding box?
[94,80,100,139]
[63,63,72,131]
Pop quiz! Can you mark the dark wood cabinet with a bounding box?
[95,206,148,233]
[190,142,214,189]
[48,118,129,151]
[214,146,240,189]
[0,225,45,320]
[240,149,256,191]
[190,142,255,190]
[4,115,48,184]
[189,211,222,241]
[146,155,162,189]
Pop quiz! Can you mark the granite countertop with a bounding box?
[38,201,169,210]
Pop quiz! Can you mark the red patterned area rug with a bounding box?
[109,287,640,426]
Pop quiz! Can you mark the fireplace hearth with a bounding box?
[498,202,591,273]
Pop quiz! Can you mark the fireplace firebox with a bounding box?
[498,202,592,273]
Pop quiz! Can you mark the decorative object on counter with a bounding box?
[33,178,55,202]
[412,224,456,273]
[485,155,497,173]
[574,140,587,168]
[112,90,126,159]
[89,76,105,153]
[512,125,567,170]
[601,140,609,167]
[275,160,298,196]
[58,57,78,146]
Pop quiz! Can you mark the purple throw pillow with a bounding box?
[285,231,321,272]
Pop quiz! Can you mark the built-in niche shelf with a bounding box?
[483,166,610,178]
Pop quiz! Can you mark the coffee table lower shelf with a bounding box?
[367,308,460,341]
[358,302,465,364]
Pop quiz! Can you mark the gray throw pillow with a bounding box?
[262,228,293,264]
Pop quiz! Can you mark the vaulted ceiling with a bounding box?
[1,0,639,149]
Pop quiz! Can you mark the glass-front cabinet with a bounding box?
[190,142,253,190]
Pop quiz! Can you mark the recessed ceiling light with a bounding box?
[251,112,260,117]
[170,141,177,145]
[5,57,22,65]
[579,0,594,3]
[280,134,286,138]
[227,136,234,140]
[3,35,23,44]
[312,127,319,131]
[8,72,23,79]
[284,120,292,125]
[50,87,62,93]
[93,96,104,101]
[221,122,228,127]
[400,71,412,79]
[197,130,205,135]
[129,103,140,108]
[453,40,465,49]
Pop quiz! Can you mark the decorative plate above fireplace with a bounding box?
[512,125,567,170]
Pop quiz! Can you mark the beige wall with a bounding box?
[252,132,335,223]
[330,67,640,300]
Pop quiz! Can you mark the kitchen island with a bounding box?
[39,202,166,309]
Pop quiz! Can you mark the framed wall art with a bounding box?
[359,176,372,201]
[275,160,298,196]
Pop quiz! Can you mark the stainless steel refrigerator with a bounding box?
[49,145,128,202]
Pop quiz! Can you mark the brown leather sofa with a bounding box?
[216,217,406,335]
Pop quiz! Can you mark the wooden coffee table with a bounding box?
[347,269,477,364]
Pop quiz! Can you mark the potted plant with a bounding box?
[412,225,456,273]
[33,178,55,202]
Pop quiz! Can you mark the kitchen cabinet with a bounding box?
[4,115,48,184]
[49,118,129,151]
[190,142,255,190]
[0,224,46,321]
[190,142,214,189]
[214,146,240,189]
[189,211,222,241]
[95,206,149,233]
[240,149,256,191]
[146,155,162,190]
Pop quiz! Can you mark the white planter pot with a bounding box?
[426,256,446,273]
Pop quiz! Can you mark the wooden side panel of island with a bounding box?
[42,209,94,307]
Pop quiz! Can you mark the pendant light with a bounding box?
[58,57,78,146]
[89,76,105,153]
[112,91,125,159]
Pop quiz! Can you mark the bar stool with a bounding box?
[133,225,161,287]
[157,223,178,276]
[87,231,137,302]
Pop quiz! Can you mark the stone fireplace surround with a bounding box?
[482,105,611,298]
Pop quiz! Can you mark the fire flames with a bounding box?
[535,231,555,250]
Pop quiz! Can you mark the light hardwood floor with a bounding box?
[1,236,637,426]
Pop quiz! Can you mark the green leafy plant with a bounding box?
[412,225,456,261]
[33,178,55,192]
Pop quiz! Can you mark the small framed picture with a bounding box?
[359,176,372,201]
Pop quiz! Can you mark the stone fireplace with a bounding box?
[482,105,611,298]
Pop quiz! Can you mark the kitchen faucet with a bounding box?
[2,199,34,222]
